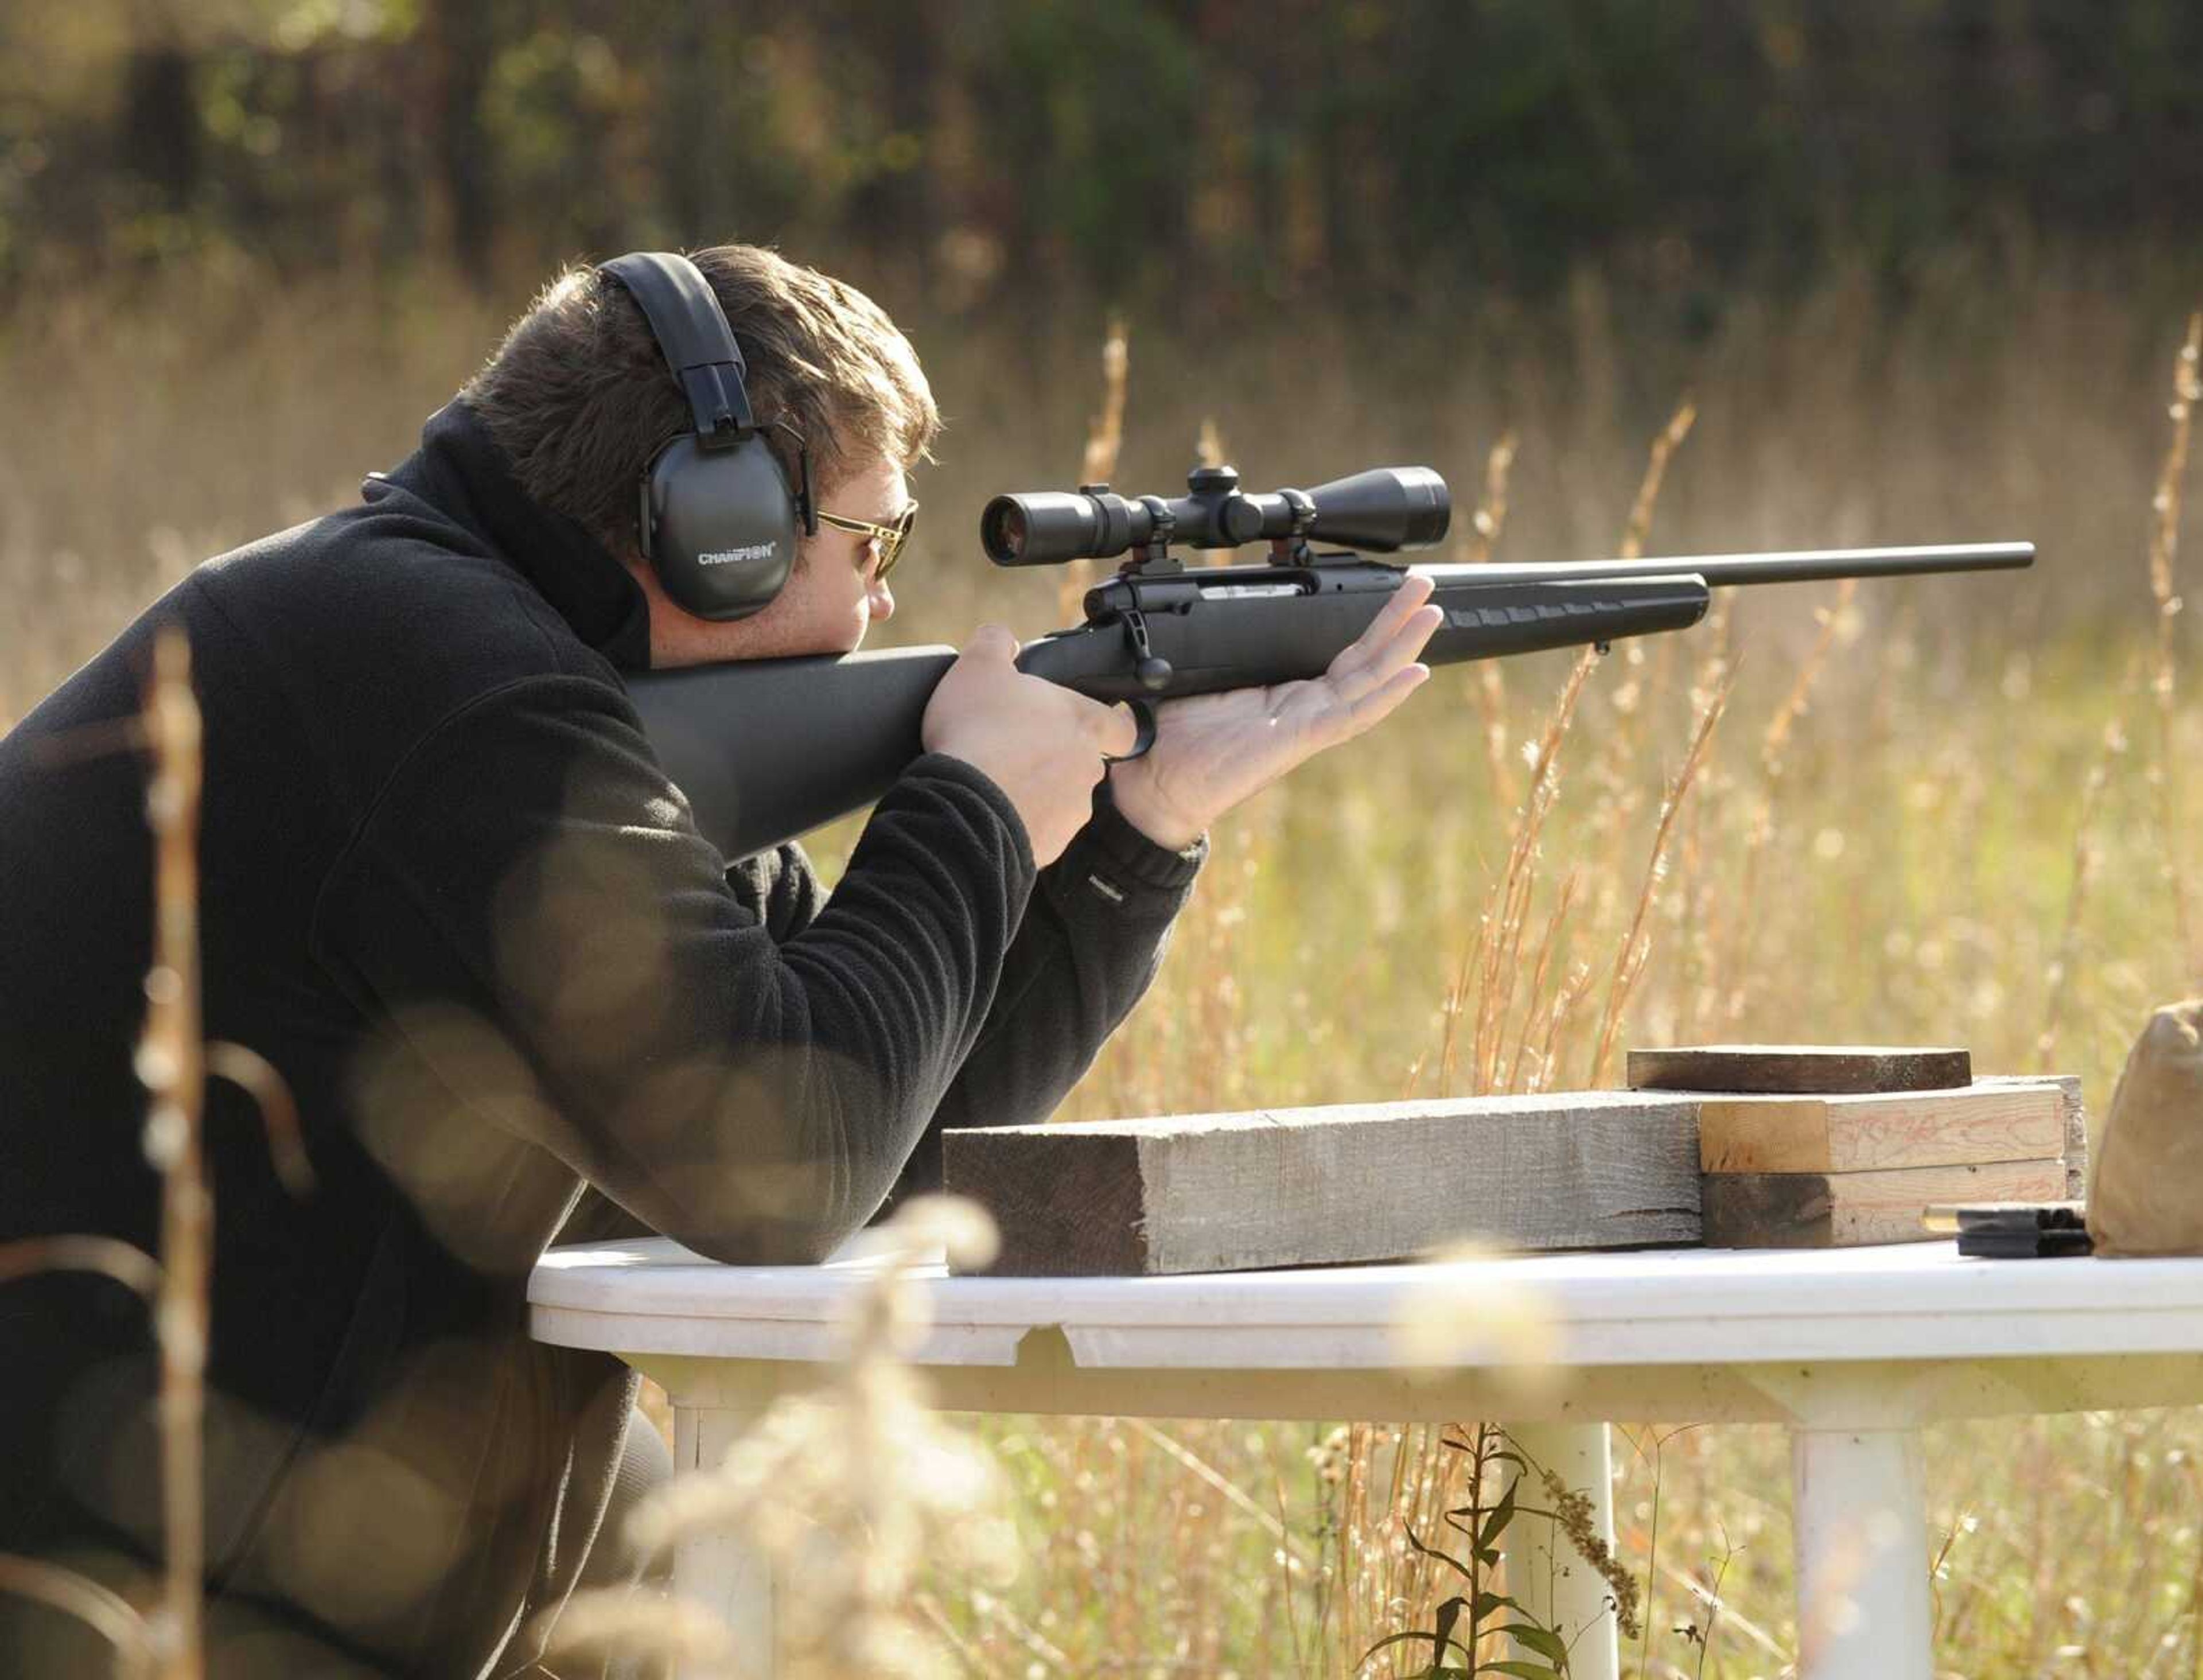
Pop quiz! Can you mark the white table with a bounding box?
[530,1239,2203,1679]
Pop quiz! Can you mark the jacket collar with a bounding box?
[366,398,653,671]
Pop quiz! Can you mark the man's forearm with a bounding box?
[881,782,1204,1209]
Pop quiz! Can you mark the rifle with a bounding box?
[624,464,2033,861]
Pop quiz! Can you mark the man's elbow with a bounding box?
[653,1156,900,1269]
[597,1040,928,1265]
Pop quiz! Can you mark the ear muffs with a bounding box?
[599,251,816,623]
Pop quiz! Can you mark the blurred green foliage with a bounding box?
[2,0,2201,319]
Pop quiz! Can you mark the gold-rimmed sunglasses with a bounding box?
[815,501,919,582]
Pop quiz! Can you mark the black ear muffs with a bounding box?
[600,251,816,622]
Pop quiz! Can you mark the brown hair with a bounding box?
[461,244,939,562]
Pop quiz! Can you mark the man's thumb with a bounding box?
[967,623,1020,660]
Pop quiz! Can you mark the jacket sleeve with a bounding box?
[312,673,1038,1265]
[722,781,1204,1210]
[884,778,1204,1208]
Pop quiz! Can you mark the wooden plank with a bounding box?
[1629,1044,1971,1095]
[942,1092,1703,1277]
[941,1129,1153,1274]
[1699,1159,2067,1249]
[1692,1082,2065,1173]
[1976,1072,2088,1200]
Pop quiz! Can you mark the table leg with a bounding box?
[1789,1424,1932,1680]
[1502,1421,1619,1680]
[671,1403,776,1680]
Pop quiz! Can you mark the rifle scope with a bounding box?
[981,465,1450,566]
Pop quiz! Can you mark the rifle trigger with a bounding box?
[1103,699,1159,765]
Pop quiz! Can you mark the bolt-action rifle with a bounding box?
[624,464,2033,861]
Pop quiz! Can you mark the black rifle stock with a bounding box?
[627,538,2033,862]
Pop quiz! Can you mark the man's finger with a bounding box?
[1328,574,1438,683]
[1083,699,1141,759]
[1103,702,1142,759]
[1327,602,1442,703]
[966,623,1020,661]
[1338,662,1433,737]
[1363,571,1438,642]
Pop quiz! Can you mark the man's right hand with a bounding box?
[921,624,1138,866]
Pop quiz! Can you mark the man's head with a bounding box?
[462,244,939,667]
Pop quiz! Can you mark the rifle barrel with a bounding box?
[1412,540,2034,590]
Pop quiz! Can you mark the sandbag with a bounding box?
[2088,998,2203,1256]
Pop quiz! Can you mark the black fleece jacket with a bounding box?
[0,399,1202,1675]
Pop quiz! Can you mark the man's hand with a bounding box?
[1106,571,1445,850]
[924,623,1141,867]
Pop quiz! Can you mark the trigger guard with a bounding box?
[1102,699,1159,765]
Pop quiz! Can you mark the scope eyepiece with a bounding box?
[980,491,1125,566]
[980,465,1451,567]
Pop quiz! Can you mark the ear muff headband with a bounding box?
[598,251,816,623]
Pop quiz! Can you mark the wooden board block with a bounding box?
[1976,1072,2088,1200]
[1692,1081,2065,1173]
[1699,1158,2067,1249]
[1629,1044,1971,1095]
[941,1092,1704,1277]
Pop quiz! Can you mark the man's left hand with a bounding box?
[1105,571,1444,851]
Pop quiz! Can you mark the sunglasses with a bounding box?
[815,501,919,583]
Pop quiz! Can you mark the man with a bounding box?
[0,244,1439,1674]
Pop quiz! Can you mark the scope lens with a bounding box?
[980,492,1104,565]
[980,500,1027,563]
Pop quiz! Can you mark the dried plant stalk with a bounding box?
[1621,398,1697,563]
[1464,431,1522,812]
[0,1235,161,1297]
[1714,580,1859,1016]
[1340,1422,1374,1677]
[203,1043,313,1195]
[1589,664,1736,1087]
[138,626,209,1680]
[0,1558,151,1676]
[532,1595,735,1673]
[1578,396,1703,1025]
[1762,581,1858,770]
[1122,1417,1302,1558]
[1630,398,1699,710]
[1080,315,1129,488]
[2146,313,2201,973]
[545,1198,1015,1680]
[2039,653,2140,1068]
[1058,316,1130,623]
[0,627,304,1675]
[1502,869,1582,1094]
[1473,649,1603,1094]
[1345,1420,1480,1660]
[1531,960,1594,1096]
[1195,415,1229,471]
[1429,914,1486,1102]
[1465,430,1519,567]
[1437,646,1600,1096]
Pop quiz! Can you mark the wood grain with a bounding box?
[1692,1082,2064,1173]
[1699,1158,2067,1249]
[1628,1044,1972,1095]
[942,1092,1703,1276]
[943,1129,1150,1277]
[1976,1072,2089,1200]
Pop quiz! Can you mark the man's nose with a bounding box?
[869,577,895,620]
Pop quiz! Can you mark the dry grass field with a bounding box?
[6,250,2202,1677]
